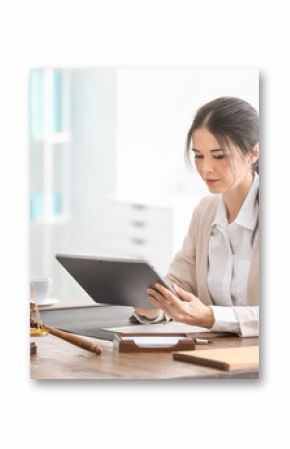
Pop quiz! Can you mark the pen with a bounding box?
[195,338,211,344]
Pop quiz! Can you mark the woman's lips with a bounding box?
[205,178,220,185]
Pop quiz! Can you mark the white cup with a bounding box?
[30,277,53,305]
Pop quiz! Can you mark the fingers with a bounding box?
[148,283,177,304]
[147,288,171,306]
[173,284,193,302]
[147,294,174,318]
[148,283,181,313]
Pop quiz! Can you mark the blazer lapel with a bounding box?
[196,198,218,305]
[246,231,259,306]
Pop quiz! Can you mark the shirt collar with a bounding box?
[212,196,228,228]
[212,173,259,231]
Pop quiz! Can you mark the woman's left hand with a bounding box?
[147,283,215,328]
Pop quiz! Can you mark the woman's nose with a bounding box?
[201,158,214,174]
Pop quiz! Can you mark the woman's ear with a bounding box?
[250,143,259,165]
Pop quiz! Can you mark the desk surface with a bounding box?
[30,329,259,380]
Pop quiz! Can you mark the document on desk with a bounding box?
[105,321,210,334]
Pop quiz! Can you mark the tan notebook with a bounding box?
[173,345,259,371]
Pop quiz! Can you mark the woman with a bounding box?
[134,96,259,337]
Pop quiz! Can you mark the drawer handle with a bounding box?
[131,237,146,245]
[131,204,147,211]
[131,220,146,228]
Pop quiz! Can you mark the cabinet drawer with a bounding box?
[105,222,172,245]
[104,220,173,248]
[106,202,172,226]
[102,234,174,260]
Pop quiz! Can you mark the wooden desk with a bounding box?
[30,333,259,380]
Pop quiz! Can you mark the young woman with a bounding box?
[134,96,259,337]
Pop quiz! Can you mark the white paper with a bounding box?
[106,321,209,334]
[121,336,185,348]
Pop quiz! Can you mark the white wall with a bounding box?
[116,68,259,199]
[69,68,117,249]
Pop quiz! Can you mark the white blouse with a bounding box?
[131,174,259,330]
[208,173,259,332]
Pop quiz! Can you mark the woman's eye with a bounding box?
[194,155,225,160]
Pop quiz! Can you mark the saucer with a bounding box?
[31,298,59,307]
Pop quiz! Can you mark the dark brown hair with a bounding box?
[186,96,259,173]
[186,96,259,243]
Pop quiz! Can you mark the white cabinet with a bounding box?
[101,195,200,274]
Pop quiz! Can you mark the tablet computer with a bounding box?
[56,254,178,309]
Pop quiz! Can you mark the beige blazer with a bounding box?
[166,195,259,337]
